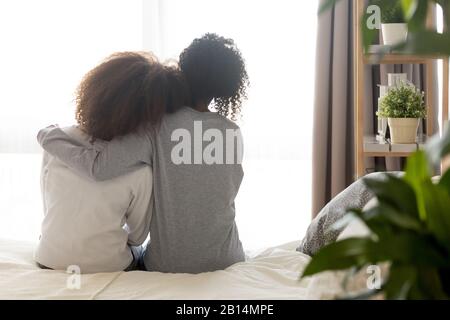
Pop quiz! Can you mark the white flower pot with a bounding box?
[382,23,408,46]
[388,118,420,144]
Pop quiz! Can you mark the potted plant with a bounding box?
[314,0,450,300]
[301,127,450,299]
[377,81,426,144]
[370,0,408,45]
[319,0,450,57]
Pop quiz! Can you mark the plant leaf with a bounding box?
[384,264,417,299]
[393,30,450,55]
[364,203,423,232]
[364,174,420,218]
[421,181,450,251]
[338,288,383,300]
[439,169,450,195]
[401,0,417,20]
[405,150,431,184]
[416,267,449,299]
[426,125,450,165]
[301,238,374,277]
[406,0,429,31]
[405,150,432,220]
[377,231,449,267]
[303,230,448,279]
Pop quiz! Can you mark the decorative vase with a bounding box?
[387,118,420,144]
[382,23,408,46]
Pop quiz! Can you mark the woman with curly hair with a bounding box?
[37,33,250,273]
[179,33,248,120]
[35,52,189,273]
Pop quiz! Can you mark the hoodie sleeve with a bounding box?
[37,125,153,181]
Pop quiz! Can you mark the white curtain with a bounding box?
[0,0,144,240]
[0,0,318,250]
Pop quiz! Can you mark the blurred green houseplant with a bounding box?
[304,0,450,299]
[301,128,450,299]
[320,0,450,56]
[376,0,406,23]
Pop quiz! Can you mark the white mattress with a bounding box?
[0,238,348,300]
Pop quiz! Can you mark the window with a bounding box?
[0,0,318,250]
[0,0,143,240]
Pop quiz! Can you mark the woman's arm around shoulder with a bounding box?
[37,125,153,181]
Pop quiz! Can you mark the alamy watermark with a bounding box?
[171,121,243,165]
[366,265,382,290]
[366,5,383,30]
[66,265,81,290]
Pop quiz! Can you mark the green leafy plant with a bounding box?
[301,126,450,299]
[371,0,406,23]
[309,0,450,298]
[319,0,450,56]
[377,82,426,118]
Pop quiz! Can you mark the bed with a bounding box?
[0,175,379,300]
[0,237,355,300]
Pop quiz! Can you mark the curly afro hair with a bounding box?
[179,33,249,121]
[75,52,189,141]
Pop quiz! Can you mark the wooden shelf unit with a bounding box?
[364,134,427,157]
[364,54,441,65]
[353,0,450,178]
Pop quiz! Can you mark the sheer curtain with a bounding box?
[0,0,144,241]
[0,0,318,250]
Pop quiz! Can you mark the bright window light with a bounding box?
[0,0,318,251]
[0,0,143,240]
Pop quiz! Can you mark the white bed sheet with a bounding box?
[0,239,347,300]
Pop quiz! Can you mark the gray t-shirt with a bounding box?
[37,107,245,273]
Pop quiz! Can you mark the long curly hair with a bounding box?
[75,52,189,141]
[179,33,249,121]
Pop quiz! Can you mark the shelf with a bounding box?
[363,53,439,65]
[363,46,447,65]
[354,0,449,177]
[364,135,426,157]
